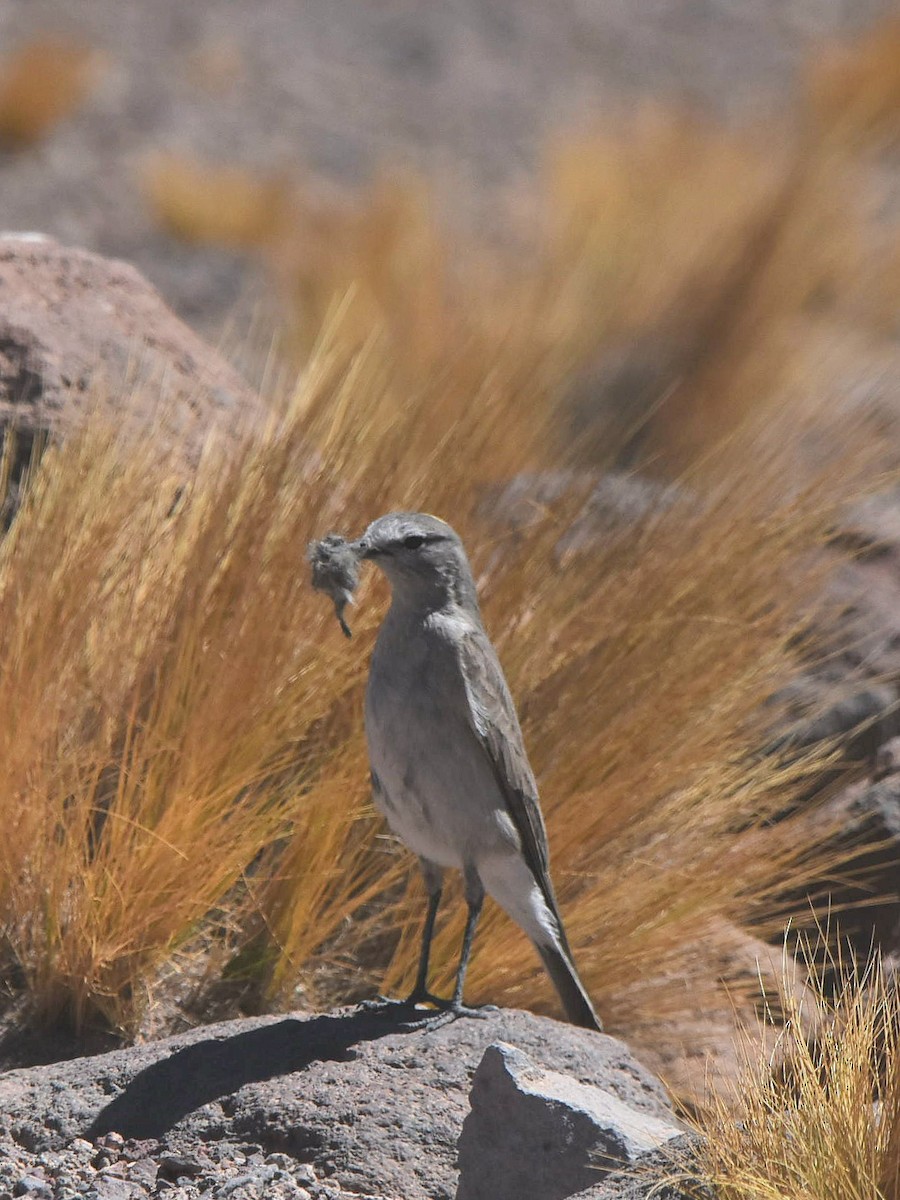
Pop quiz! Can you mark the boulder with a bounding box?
[0,1006,674,1200]
[0,233,264,505]
[456,1042,683,1200]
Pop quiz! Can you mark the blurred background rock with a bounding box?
[0,0,895,334]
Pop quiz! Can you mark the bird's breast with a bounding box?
[364,613,515,867]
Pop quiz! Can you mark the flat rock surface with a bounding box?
[0,1006,671,1200]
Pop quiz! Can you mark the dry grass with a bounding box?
[0,323,880,1094]
[140,154,292,250]
[0,397,390,1032]
[0,37,99,149]
[141,18,900,478]
[693,944,900,1200]
[1,20,899,1114]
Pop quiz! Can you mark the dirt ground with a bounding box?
[0,0,895,336]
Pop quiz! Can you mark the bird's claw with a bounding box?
[357,992,439,1016]
[357,994,409,1013]
[356,994,497,1029]
[404,1000,499,1031]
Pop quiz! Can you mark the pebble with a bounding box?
[125,1159,158,1187]
[12,1177,52,1199]
[218,1165,279,1195]
[158,1155,204,1182]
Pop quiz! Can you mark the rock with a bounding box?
[0,234,265,513]
[484,469,682,535]
[757,489,900,958]
[766,674,899,767]
[84,1179,143,1200]
[812,490,900,717]
[480,468,686,565]
[122,1159,157,1189]
[12,1178,51,1200]
[875,736,900,780]
[157,1154,204,1181]
[0,233,257,428]
[558,473,685,555]
[808,773,900,956]
[0,1007,672,1200]
[456,1043,683,1200]
[576,1141,706,1200]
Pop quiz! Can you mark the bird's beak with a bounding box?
[354,538,381,560]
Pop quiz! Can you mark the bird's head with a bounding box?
[355,512,478,612]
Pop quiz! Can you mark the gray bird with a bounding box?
[356,511,601,1030]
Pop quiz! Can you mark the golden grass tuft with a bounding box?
[4,18,900,1107]
[0,37,99,149]
[140,154,292,250]
[693,944,900,1200]
[0,315,882,1098]
[0,392,391,1032]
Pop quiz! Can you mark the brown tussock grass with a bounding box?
[140,154,293,250]
[693,944,900,1200]
[0,310,880,1077]
[0,37,100,149]
[0,387,389,1032]
[7,18,899,1105]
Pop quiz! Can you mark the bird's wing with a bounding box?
[454,622,566,931]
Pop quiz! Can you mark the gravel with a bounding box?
[0,1133,400,1200]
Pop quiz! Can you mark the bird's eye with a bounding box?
[403,534,426,549]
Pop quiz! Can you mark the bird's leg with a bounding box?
[423,869,496,1025]
[405,878,444,1008]
[445,870,487,1012]
[360,859,445,1015]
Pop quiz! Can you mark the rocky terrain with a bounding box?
[0,1006,688,1200]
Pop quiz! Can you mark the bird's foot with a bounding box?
[409,1000,499,1031]
[356,994,410,1014]
[357,989,445,1016]
[357,993,498,1029]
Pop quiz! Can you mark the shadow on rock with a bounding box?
[85,1006,420,1141]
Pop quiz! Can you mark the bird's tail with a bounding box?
[535,940,603,1031]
